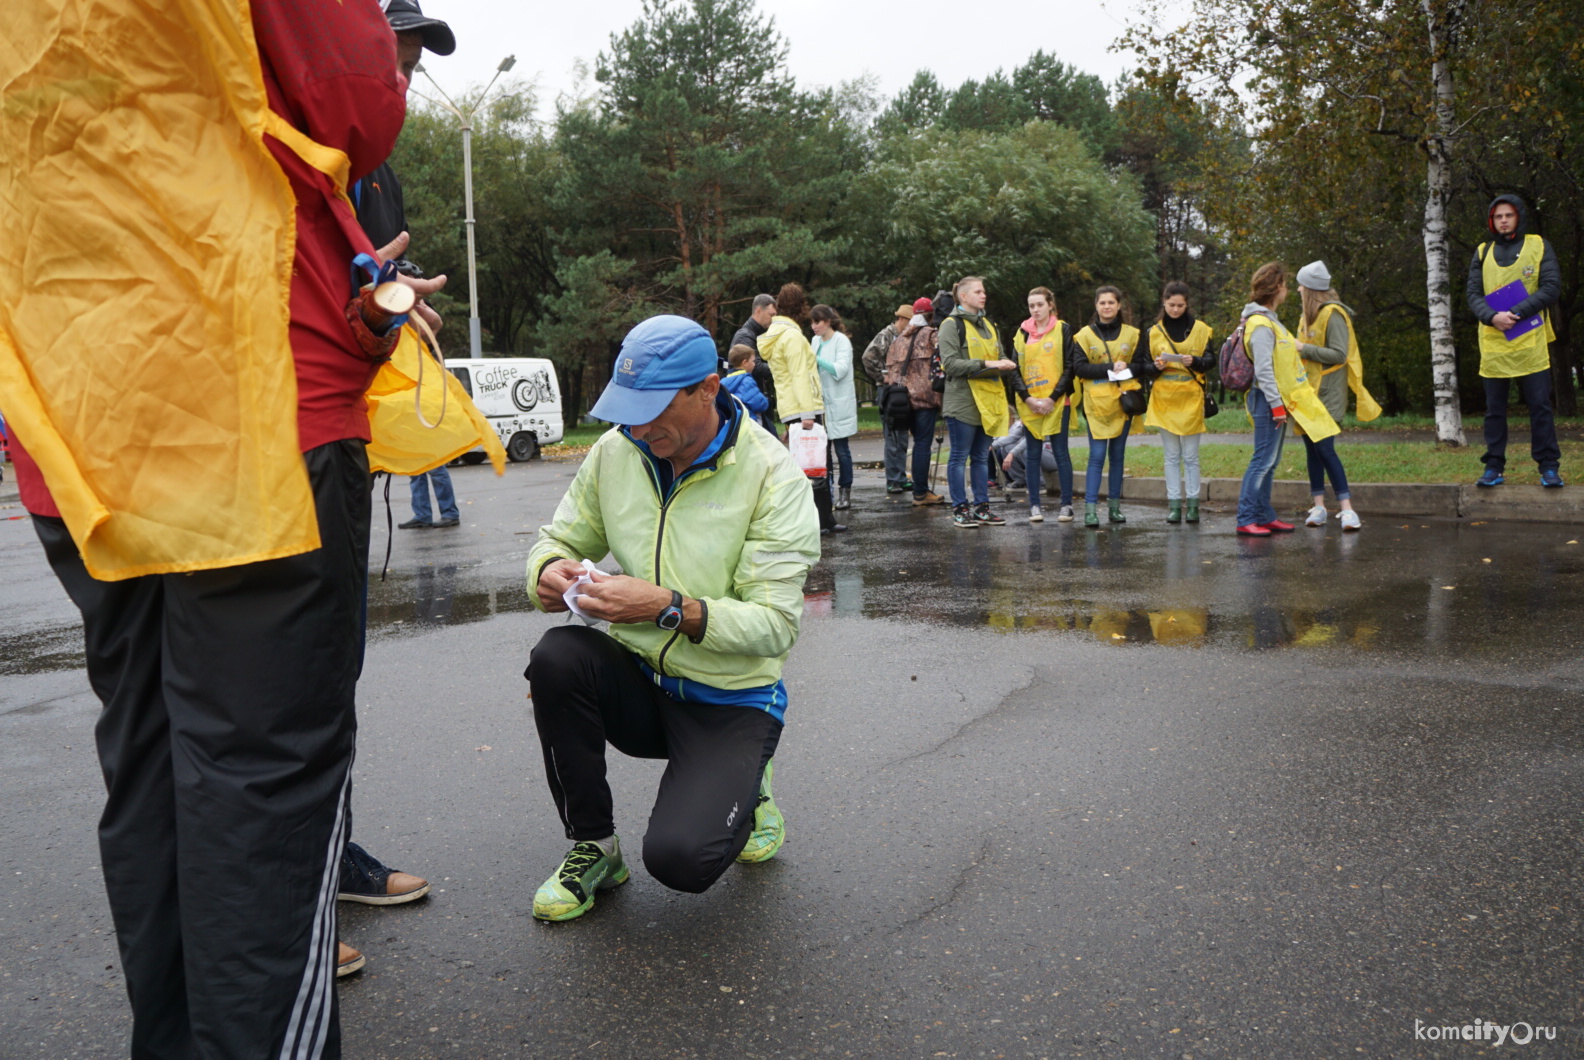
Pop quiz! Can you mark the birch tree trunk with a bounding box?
[1422,0,1466,445]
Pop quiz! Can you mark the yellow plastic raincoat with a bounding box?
[0,0,314,580]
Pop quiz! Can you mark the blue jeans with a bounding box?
[945,416,992,507]
[1482,370,1560,472]
[1302,434,1350,500]
[1084,418,1130,504]
[410,466,459,522]
[831,437,853,488]
[902,409,940,498]
[1237,390,1288,526]
[1025,404,1074,507]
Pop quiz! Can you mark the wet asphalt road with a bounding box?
[3,457,1582,1060]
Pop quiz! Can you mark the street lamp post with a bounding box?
[414,55,516,359]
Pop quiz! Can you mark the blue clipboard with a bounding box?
[1485,280,1544,340]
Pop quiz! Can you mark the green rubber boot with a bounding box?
[1108,499,1126,523]
[1166,501,1182,524]
[1083,502,1099,527]
[1185,499,1200,523]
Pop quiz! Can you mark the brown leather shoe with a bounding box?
[336,941,366,978]
[338,842,432,905]
[911,491,947,507]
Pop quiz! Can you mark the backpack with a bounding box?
[1217,325,1253,392]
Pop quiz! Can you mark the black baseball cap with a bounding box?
[384,0,456,57]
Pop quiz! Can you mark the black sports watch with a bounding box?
[655,590,684,632]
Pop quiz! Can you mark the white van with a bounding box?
[444,357,564,462]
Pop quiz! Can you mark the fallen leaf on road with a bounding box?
[476,745,492,752]
[1441,586,1456,590]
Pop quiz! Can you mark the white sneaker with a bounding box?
[1338,509,1362,531]
[1057,505,1075,522]
[1029,506,1044,523]
[1304,504,1328,527]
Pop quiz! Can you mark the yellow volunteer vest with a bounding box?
[0,0,316,580]
[1477,235,1556,379]
[1297,304,1382,422]
[1246,313,1339,442]
[1143,320,1212,436]
[364,326,508,475]
[1014,321,1067,437]
[1073,324,1142,440]
[958,317,1010,437]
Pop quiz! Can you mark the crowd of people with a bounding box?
[725,198,1566,537]
[0,0,1568,1047]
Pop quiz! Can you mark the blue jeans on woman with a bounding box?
[1084,418,1130,504]
[945,416,992,508]
[831,437,853,488]
[1237,389,1289,526]
[1302,434,1350,500]
[1026,404,1074,507]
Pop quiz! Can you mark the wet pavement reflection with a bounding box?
[803,496,1584,654]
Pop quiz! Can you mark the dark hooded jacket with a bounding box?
[1466,194,1561,325]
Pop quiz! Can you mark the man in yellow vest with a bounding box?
[1466,194,1563,488]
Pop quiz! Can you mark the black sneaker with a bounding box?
[952,504,979,529]
[973,503,1006,526]
[397,518,433,529]
[338,841,432,905]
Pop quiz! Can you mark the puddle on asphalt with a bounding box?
[12,519,1583,672]
[0,625,86,676]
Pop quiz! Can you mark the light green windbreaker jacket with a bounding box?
[526,403,821,690]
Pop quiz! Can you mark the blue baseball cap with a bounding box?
[590,315,720,425]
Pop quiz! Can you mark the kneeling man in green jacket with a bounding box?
[525,314,822,920]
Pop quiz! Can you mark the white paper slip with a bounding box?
[1107,367,1134,382]
[562,558,604,625]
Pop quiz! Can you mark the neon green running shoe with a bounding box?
[736,760,785,864]
[533,838,630,921]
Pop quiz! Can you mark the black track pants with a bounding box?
[525,625,781,894]
[35,439,370,1060]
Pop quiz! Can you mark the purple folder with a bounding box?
[1485,280,1544,340]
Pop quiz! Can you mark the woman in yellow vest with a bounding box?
[1071,286,1145,526]
[1143,281,1214,524]
[1235,262,1340,536]
[1295,261,1367,531]
[940,275,1021,529]
[1013,287,1078,523]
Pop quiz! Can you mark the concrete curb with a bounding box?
[1047,473,1582,524]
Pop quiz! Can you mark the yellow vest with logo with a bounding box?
[1297,304,1382,422]
[1014,321,1067,437]
[1246,313,1339,442]
[960,317,1010,437]
[1073,324,1142,440]
[1143,320,1212,436]
[1478,235,1556,379]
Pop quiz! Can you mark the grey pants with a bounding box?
[1160,431,1202,501]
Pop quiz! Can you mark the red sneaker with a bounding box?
[1260,519,1295,533]
[1236,523,1272,536]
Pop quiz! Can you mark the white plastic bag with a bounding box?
[788,420,828,478]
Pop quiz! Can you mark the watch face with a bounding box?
[659,610,682,631]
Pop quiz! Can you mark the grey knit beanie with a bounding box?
[1296,260,1332,291]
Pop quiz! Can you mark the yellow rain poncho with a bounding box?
[0,0,313,580]
[365,326,507,475]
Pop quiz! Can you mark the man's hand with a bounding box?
[1491,310,1519,331]
[1112,360,1130,373]
[374,231,448,307]
[536,558,588,613]
[573,573,673,625]
[800,418,815,430]
[989,359,1018,372]
[1002,453,1015,473]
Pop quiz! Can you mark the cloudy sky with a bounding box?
[415,0,1155,117]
